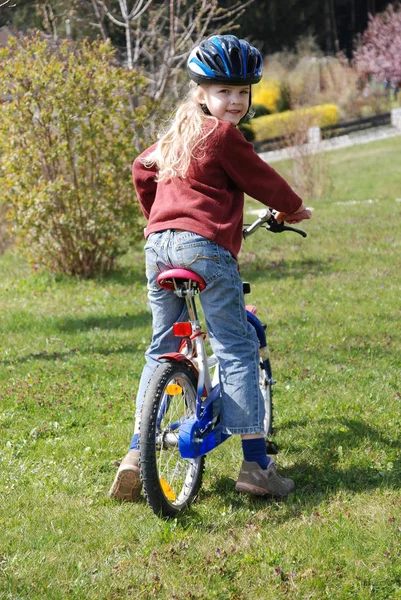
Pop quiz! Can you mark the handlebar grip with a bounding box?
[243,218,263,238]
[243,209,272,239]
[243,208,307,238]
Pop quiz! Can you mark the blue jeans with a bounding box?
[133,230,264,436]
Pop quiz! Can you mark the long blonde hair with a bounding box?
[142,83,218,182]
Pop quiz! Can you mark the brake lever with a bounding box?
[265,215,307,238]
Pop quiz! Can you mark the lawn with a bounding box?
[1,136,400,599]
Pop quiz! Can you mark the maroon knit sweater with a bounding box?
[133,120,302,259]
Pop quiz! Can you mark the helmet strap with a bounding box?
[200,103,212,116]
[238,87,252,125]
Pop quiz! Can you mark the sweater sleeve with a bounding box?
[219,124,303,214]
[132,143,158,220]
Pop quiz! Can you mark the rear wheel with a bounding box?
[140,361,205,517]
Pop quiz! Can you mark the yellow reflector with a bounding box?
[165,384,182,395]
[160,478,176,501]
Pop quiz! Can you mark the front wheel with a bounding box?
[260,361,273,436]
[260,361,278,454]
[140,361,205,518]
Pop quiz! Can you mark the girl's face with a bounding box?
[199,84,250,125]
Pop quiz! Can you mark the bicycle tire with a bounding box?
[140,360,205,517]
[260,361,273,436]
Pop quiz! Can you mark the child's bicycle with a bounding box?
[140,209,307,517]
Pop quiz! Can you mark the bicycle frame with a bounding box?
[156,270,273,459]
[139,210,307,516]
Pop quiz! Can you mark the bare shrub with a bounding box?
[279,112,333,202]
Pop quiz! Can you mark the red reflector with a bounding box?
[173,322,192,337]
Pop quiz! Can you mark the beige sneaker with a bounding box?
[235,459,295,497]
[108,449,142,501]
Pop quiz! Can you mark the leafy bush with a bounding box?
[0,202,12,255]
[251,104,339,141]
[0,35,153,276]
[276,83,291,113]
[252,78,281,112]
[238,122,255,141]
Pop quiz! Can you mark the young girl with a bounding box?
[109,34,311,502]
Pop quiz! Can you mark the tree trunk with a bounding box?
[329,0,339,52]
[350,0,355,35]
[125,20,133,69]
[324,0,332,52]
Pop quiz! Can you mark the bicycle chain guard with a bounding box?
[178,384,231,458]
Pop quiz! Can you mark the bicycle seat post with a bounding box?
[182,285,200,330]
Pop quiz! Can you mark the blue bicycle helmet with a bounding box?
[187,34,263,86]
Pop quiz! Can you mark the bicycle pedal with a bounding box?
[266,439,279,455]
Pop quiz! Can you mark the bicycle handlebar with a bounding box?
[243,208,307,239]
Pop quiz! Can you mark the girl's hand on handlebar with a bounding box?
[275,203,312,225]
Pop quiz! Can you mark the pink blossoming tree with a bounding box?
[353,3,401,87]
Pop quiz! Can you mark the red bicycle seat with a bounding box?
[157,268,206,291]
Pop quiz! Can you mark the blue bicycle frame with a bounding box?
[178,308,272,459]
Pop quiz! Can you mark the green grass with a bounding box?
[1,136,401,599]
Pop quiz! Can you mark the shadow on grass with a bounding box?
[286,457,401,495]
[57,311,151,333]
[283,415,401,453]
[0,342,146,366]
[181,415,401,524]
[1,311,150,335]
[90,264,146,287]
[202,458,400,500]
[1,310,152,366]
[290,416,400,490]
[240,256,336,283]
[280,415,401,493]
